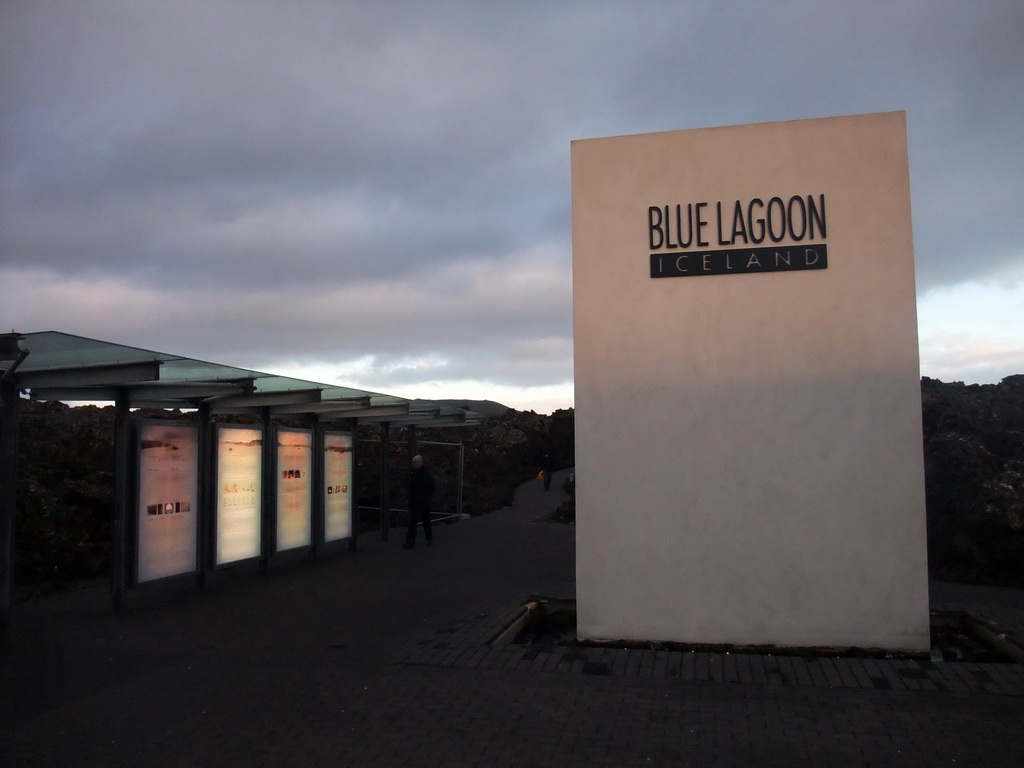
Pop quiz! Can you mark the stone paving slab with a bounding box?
[2,468,1024,767]
[7,663,1005,768]
[400,598,1024,696]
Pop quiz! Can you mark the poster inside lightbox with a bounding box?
[137,422,199,583]
[324,432,354,542]
[216,426,263,565]
[276,429,312,552]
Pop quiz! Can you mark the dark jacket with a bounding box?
[406,466,436,512]
[540,454,554,474]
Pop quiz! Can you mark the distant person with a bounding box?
[540,453,554,491]
[403,454,436,549]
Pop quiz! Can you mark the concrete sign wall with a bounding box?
[572,112,930,651]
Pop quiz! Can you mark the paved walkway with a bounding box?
[2,469,1023,767]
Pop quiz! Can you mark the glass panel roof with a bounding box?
[2,331,480,426]
[3,330,181,369]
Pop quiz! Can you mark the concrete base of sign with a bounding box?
[572,112,930,652]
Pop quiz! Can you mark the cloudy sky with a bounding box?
[2,1,1022,412]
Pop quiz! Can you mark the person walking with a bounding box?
[403,454,436,548]
[540,453,554,491]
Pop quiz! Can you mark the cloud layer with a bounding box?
[3,1,1022,408]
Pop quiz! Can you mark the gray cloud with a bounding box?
[2,1,1022,405]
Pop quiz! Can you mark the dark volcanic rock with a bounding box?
[922,375,1024,586]
[11,401,575,590]
[10,376,1024,589]
[14,401,115,588]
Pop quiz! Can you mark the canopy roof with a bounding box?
[0,331,482,427]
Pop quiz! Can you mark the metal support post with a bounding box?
[458,442,465,518]
[260,408,274,574]
[379,423,391,541]
[110,391,130,613]
[1,335,28,643]
[408,424,418,459]
[310,416,323,560]
[0,378,21,642]
[347,419,358,549]
[196,402,212,590]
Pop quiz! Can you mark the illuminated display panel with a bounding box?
[324,431,354,542]
[276,428,312,552]
[216,425,263,565]
[136,421,199,583]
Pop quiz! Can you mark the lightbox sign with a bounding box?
[324,432,354,542]
[649,194,828,278]
[136,421,199,583]
[215,425,263,565]
[276,428,312,552]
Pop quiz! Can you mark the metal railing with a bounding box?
[357,438,467,527]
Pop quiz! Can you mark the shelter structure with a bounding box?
[0,331,482,641]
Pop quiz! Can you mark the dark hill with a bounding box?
[430,399,512,418]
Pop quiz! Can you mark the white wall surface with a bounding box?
[572,112,930,651]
